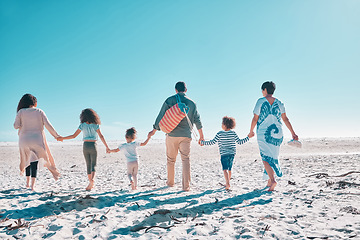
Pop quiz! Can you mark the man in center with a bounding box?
[148,81,204,191]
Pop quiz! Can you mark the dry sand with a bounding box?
[0,138,359,239]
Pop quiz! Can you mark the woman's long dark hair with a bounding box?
[80,108,101,124]
[17,94,37,112]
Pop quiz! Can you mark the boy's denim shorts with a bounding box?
[220,154,235,170]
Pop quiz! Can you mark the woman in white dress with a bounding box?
[14,94,60,191]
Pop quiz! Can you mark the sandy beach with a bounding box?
[0,138,359,239]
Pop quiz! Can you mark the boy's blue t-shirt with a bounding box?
[78,123,99,141]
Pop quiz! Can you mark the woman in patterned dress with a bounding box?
[249,82,298,191]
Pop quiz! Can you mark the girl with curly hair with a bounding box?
[58,108,110,191]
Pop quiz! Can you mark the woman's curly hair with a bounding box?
[80,108,101,124]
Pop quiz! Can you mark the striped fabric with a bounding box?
[159,103,187,133]
[201,130,249,156]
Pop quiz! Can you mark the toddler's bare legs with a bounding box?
[129,173,138,190]
[130,181,136,190]
[263,161,277,191]
[133,173,137,190]
[223,170,231,190]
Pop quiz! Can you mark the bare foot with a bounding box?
[86,180,94,191]
[48,166,60,181]
[131,181,136,190]
[268,181,277,191]
[266,179,272,187]
[26,184,30,188]
[225,183,230,190]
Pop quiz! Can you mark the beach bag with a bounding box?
[159,94,189,133]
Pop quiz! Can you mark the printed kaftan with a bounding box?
[253,97,285,179]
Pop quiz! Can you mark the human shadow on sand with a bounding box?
[0,186,217,222]
[111,188,272,236]
[0,188,46,200]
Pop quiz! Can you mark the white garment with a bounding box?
[118,141,141,162]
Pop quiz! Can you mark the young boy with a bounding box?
[108,127,151,190]
[200,116,253,190]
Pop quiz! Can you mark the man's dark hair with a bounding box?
[175,81,186,92]
[261,81,276,95]
[222,116,236,130]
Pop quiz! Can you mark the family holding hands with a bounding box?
[14,81,298,192]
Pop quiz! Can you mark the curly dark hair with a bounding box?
[125,127,137,139]
[17,94,37,112]
[80,108,101,124]
[222,116,236,130]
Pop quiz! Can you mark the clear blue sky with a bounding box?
[1,0,359,142]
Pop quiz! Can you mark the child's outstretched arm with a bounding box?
[235,134,250,145]
[108,148,120,153]
[96,128,110,152]
[140,136,151,146]
[200,133,219,146]
[57,129,81,142]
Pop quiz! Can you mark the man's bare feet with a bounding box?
[268,181,277,191]
[225,183,230,190]
[86,180,94,191]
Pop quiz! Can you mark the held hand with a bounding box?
[57,136,63,142]
[248,132,255,138]
[106,148,111,154]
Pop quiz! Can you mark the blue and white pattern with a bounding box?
[201,130,249,156]
[253,97,286,179]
